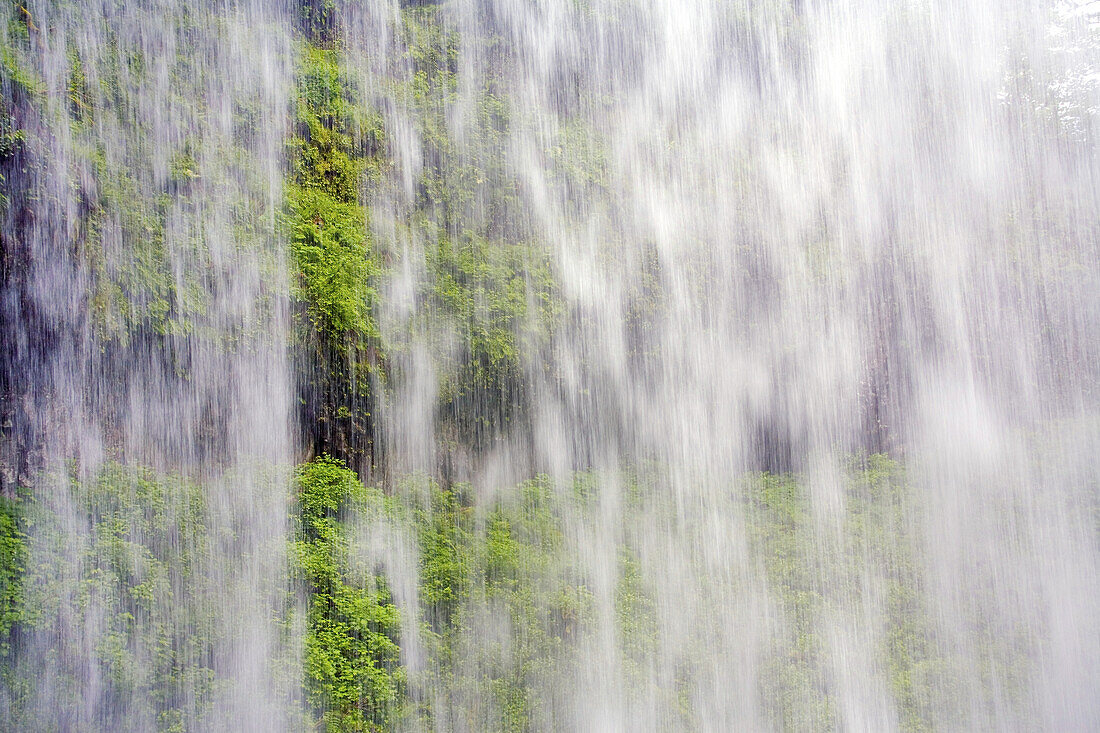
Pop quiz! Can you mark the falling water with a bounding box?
[1,0,296,728]
[1,0,1097,730]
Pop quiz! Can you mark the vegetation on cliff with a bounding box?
[293,456,402,730]
[0,2,1054,732]
[287,41,384,468]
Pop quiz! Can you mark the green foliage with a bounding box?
[744,471,834,730]
[740,455,987,731]
[0,104,22,159]
[0,33,44,101]
[614,549,658,685]
[288,46,379,344]
[0,10,285,347]
[422,227,557,445]
[0,446,1034,732]
[298,0,339,46]
[399,474,601,731]
[85,147,186,339]
[288,185,373,338]
[282,8,562,462]
[0,464,223,731]
[0,496,25,658]
[415,485,471,629]
[293,456,403,732]
[0,14,34,216]
[386,8,561,452]
[287,42,385,465]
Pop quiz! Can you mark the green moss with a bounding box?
[0,449,1030,731]
[0,15,279,347]
[379,8,562,453]
[0,42,44,100]
[67,46,92,124]
[744,471,834,730]
[737,456,991,730]
[396,474,595,731]
[84,148,184,340]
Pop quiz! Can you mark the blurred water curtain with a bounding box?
[1,0,1097,730]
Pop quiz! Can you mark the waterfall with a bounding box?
[2,0,1097,730]
[1,1,296,728]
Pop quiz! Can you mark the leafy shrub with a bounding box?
[293,456,403,731]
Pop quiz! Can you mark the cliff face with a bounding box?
[2,0,1099,730]
[0,1,297,726]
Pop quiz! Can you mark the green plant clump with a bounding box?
[0,496,25,659]
[398,474,603,731]
[389,7,561,452]
[287,42,386,466]
[293,456,403,731]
